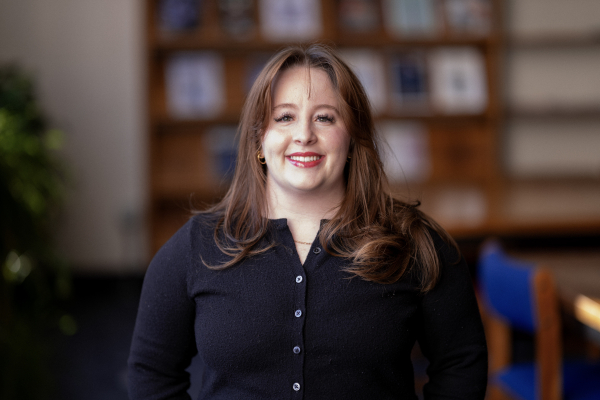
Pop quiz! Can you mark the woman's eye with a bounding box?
[274,114,293,122]
[316,114,334,123]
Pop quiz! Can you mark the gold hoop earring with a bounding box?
[257,151,266,165]
[346,155,351,163]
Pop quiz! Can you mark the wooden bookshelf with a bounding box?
[144,0,507,256]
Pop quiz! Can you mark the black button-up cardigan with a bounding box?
[128,214,487,399]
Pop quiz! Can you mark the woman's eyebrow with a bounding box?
[314,104,340,113]
[272,103,297,111]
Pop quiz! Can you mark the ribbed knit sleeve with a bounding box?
[127,218,198,400]
[417,232,488,399]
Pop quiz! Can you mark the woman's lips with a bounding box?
[286,153,324,168]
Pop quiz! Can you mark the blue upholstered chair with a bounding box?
[478,240,600,400]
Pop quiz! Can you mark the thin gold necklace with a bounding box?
[294,240,312,245]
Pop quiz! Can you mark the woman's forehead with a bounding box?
[271,66,337,104]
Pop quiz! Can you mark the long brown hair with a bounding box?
[202,43,457,292]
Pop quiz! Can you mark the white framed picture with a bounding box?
[383,0,441,37]
[259,0,322,42]
[339,49,387,115]
[428,47,488,114]
[378,121,431,183]
[165,52,225,119]
[444,0,492,36]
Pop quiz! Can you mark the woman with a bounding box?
[128,44,487,399]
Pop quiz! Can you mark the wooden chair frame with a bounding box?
[483,266,562,400]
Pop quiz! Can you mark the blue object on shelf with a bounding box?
[159,0,201,31]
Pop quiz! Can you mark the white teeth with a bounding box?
[289,155,320,162]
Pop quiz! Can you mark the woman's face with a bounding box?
[261,66,351,199]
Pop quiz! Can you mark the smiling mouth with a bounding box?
[288,155,322,162]
[287,154,324,168]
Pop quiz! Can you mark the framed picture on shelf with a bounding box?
[218,0,255,39]
[157,0,202,33]
[259,0,322,42]
[388,51,430,114]
[338,0,380,33]
[165,52,226,119]
[443,0,492,36]
[382,0,442,37]
[378,120,431,183]
[339,49,387,115]
[428,46,488,114]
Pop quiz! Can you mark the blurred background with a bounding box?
[0,0,599,399]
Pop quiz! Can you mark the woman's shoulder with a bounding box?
[426,225,460,266]
[150,212,221,266]
[170,211,218,240]
[188,211,221,235]
[393,200,462,290]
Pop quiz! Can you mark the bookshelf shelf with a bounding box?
[144,0,506,256]
[508,32,600,48]
[335,36,495,48]
[448,218,600,240]
[153,38,290,53]
[483,178,600,238]
[409,178,600,239]
[153,36,497,53]
[507,105,600,120]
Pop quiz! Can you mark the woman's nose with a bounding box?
[293,119,317,145]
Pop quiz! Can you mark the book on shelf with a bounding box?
[218,0,255,39]
[338,0,380,33]
[339,49,387,115]
[388,51,430,113]
[382,0,441,37]
[165,52,225,119]
[259,0,322,42]
[205,125,238,181]
[378,121,431,183]
[443,0,491,36]
[157,0,201,33]
[428,46,487,114]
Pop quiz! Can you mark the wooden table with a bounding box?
[511,250,600,345]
